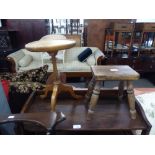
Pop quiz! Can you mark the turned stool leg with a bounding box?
[84,76,96,104]
[88,81,101,114]
[118,81,124,100]
[127,81,136,119]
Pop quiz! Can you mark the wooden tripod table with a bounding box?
[85,65,140,120]
[25,39,82,111]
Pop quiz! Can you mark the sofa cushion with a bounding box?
[8,50,25,62]
[22,49,42,61]
[0,65,48,84]
[44,63,64,72]
[86,54,96,66]
[63,61,91,72]
[78,48,93,62]
[10,82,44,94]
[18,61,43,72]
[20,65,49,83]
[18,54,33,67]
[64,47,100,63]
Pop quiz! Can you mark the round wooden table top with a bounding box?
[25,39,76,52]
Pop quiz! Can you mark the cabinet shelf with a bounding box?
[104,22,155,73]
[105,23,134,57]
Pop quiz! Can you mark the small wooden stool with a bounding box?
[85,65,140,119]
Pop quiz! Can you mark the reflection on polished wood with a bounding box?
[25,39,82,111]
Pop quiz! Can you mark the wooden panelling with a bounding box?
[6,19,47,48]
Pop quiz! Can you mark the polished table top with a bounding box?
[26,90,150,134]
[25,39,76,52]
[91,65,140,81]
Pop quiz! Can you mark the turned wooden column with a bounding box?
[50,52,59,82]
[88,81,102,114]
[118,81,124,100]
[127,81,136,119]
[84,76,96,105]
[25,39,82,112]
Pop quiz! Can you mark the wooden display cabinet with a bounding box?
[134,23,155,56]
[105,23,134,57]
[104,22,155,74]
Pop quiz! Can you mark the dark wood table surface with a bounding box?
[25,89,151,135]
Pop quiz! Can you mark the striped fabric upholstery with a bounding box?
[0,82,15,134]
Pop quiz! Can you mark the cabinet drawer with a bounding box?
[136,23,155,31]
[113,23,133,31]
[143,23,155,31]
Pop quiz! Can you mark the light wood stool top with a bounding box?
[91,65,140,81]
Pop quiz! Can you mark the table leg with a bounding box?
[46,73,55,84]
[127,81,136,119]
[118,81,124,100]
[88,81,101,114]
[40,84,53,98]
[59,83,82,99]
[48,82,82,111]
[84,76,96,104]
[51,52,59,81]
[40,52,59,99]
[51,83,59,111]
[41,51,82,110]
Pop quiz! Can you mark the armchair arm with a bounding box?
[93,48,105,65]
[7,50,25,72]
[6,57,16,73]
